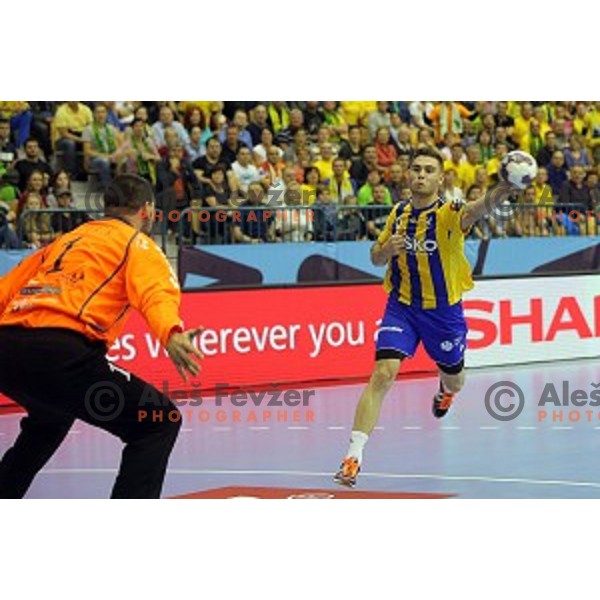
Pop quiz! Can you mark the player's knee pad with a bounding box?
[437,359,464,376]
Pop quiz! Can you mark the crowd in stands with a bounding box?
[1,100,599,248]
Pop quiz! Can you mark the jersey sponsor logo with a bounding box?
[403,237,438,254]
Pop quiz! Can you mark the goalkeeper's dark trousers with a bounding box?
[0,326,181,499]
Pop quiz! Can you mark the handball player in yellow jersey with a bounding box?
[335,147,512,487]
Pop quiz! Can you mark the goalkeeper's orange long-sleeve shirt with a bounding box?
[0,218,182,348]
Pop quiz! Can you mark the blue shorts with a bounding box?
[375,296,467,371]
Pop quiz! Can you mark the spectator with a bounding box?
[443,142,465,174]
[486,141,509,178]
[122,118,161,184]
[457,144,483,193]
[276,181,314,242]
[428,101,472,144]
[156,142,201,234]
[364,184,392,240]
[559,165,592,211]
[282,128,309,164]
[477,130,494,165]
[338,125,364,173]
[279,109,304,140]
[474,167,490,196]
[54,101,94,177]
[233,181,276,243]
[268,166,298,207]
[367,102,391,141]
[357,170,392,206]
[46,170,72,208]
[82,103,124,185]
[374,127,397,177]
[231,146,263,196]
[253,128,282,165]
[391,123,413,156]
[0,199,19,249]
[494,126,516,151]
[328,158,355,204]
[303,101,324,140]
[337,194,365,241]
[536,131,559,168]
[465,185,493,240]
[442,168,463,204]
[14,138,52,192]
[0,119,17,175]
[267,102,290,134]
[310,125,337,161]
[546,150,568,196]
[186,126,205,164]
[573,102,590,136]
[533,167,553,204]
[313,143,335,181]
[152,105,190,148]
[247,104,271,146]
[513,102,534,146]
[519,119,545,158]
[312,184,337,241]
[495,101,515,135]
[220,124,250,166]
[321,101,348,143]
[193,137,226,186]
[0,169,19,206]
[21,192,52,249]
[17,170,48,217]
[439,132,460,160]
[51,188,90,236]
[350,145,379,188]
[183,107,207,136]
[0,101,32,148]
[219,110,253,151]
[198,166,233,244]
[301,166,320,206]
[564,134,591,169]
[552,118,570,150]
[408,101,434,129]
[260,146,286,188]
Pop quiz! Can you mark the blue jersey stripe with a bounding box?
[405,210,422,309]
[427,210,449,306]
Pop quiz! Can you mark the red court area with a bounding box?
[173,486,453,499]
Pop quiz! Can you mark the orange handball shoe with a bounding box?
[333,457,361,488]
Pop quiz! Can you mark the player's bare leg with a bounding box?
[433,365,465,418]
[334,358,402,487]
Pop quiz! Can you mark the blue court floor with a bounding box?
[1,357,599,498]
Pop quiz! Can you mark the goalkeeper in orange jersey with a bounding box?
[0,174,203,498]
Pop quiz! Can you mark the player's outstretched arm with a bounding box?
[460,181,513,231]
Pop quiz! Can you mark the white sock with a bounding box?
[347,430,369,463]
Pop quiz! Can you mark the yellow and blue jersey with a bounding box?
[377,198,474,310]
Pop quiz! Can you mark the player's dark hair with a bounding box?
[104,174,154,215]
[411,146,444,170]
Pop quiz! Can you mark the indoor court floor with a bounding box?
[1,357,599,499]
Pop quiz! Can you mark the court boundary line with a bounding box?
[37,468,600,489]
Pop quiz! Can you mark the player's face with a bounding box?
[409,157,443,197]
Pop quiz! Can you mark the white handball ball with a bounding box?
[500,150,538,190]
